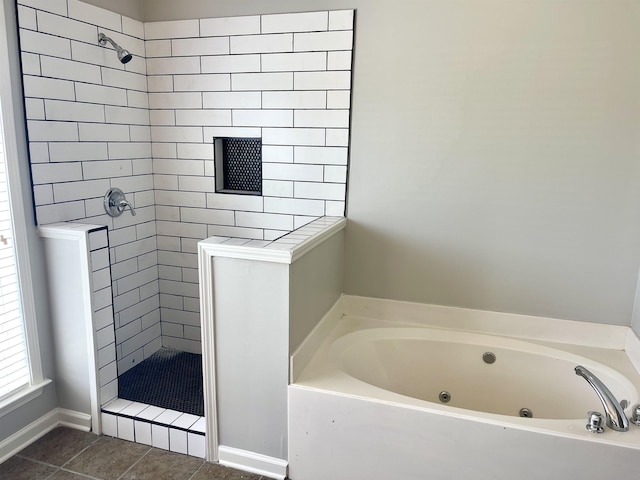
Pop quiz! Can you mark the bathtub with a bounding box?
[288,296,640,480]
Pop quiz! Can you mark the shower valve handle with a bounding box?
[104,188,136,217]
[117,199,136,216]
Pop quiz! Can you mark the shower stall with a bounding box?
[17,0,354,460]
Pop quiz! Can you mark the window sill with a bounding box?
[0,379,52,418]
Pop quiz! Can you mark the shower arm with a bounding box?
[98,33,116,49]
[98,33,133,64]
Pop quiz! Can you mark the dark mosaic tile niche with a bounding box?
[214,137,262,195]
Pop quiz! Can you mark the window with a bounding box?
[0,103,30,401]
[0,0,48,414]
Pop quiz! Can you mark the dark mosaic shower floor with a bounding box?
[118,348,204,416]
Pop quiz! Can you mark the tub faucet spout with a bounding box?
[575,365,629,432]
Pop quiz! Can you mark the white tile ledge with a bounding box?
[198,216,345,264]
[102,399,204,432]
[38,222,106,239]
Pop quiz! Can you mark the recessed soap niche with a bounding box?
[214,137,262,196]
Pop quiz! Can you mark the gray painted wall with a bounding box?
[60,0,640,329]
[213,257,289,459]
[82,0,143,20]
[0,0,58,441]
[138,0,640,329]
[340,0,640,328]
[289,230,344,352]
[632,278,640,336]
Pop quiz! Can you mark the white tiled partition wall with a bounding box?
[38,223,118,432]
[17,0,354,355]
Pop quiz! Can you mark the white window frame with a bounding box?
[0,0,50,416]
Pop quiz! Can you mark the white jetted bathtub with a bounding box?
[330,327,637,421]
[288,296,640,480]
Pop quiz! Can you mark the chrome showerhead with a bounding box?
[98,32,133,64]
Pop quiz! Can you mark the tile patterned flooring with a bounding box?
[0,427,265,480]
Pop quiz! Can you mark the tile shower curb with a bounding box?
[101,409,206,435]
[101,399,206,458]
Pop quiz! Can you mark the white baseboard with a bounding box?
[0,408,93,463]
[57,408,92,431]
[218,445,288,480]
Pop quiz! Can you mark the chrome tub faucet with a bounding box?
[575,365,629,432]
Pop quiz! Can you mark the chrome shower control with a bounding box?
[104,188,136,217]
[630,404,640,426]
[586,411,605,434]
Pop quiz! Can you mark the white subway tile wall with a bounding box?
[147,9,353,351]
[18,0,354,354]
[18,0,160,372]
[89,227,118,406]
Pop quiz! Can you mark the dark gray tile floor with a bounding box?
[0,427,265,480]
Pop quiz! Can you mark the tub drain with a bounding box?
[483,352,496,364]
[439,391,451,403]
[519,408,533,418]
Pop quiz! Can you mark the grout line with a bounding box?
[59,437,102,470]
[115,444,154,480]
[186,461,208,480]
[42,468,60,480]
[15,455,63,471]
[58,468,104,480]
[16,455,102,480]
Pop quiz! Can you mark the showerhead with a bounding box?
[98,32,133,64]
